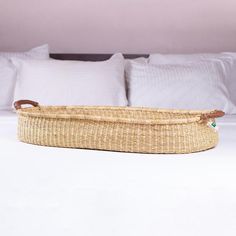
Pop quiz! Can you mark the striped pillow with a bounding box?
[126,60,236,114]
[0,44,49,60]
[149,53,236,106]
[0,45,49,110]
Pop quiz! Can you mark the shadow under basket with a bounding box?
[14,100,225,154]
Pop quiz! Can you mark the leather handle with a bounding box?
[201,110,225,120]
[14,100,39,110]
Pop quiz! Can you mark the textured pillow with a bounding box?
[125,57,147,72]
[13,53,127,106]
[149,53,236,105]
[126,61,236,114]
[149,53,224,64]
[0,57,16,110]
[0,45,50,110]
[0,44,49,60]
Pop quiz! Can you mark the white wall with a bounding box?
[0,0,236,53]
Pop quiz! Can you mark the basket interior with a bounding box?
[18,106,212,124]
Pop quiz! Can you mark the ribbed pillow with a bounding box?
[0,44,49,60]
[126,60,236,114]
[149,53,224,64]
[0,45,50,110]
[13,53,127,106]
[0,57,16,110]
[149,53,236,105]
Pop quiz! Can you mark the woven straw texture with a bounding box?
[16,105,221,154]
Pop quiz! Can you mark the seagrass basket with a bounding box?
[14,100,225,154]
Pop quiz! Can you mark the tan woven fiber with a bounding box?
[15,100,224,154]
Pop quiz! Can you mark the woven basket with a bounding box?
[14,100,225,154]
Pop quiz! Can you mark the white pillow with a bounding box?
[149,53,224,64]
[126,61,236,114]
[13,53,128,106]
[0,45,50,110]
[0,57,16,110]
[149,53,236,105]
[0,44,49,60]
[125,57,147,72]
[125,57,147,64]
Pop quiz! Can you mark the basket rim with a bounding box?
[16,105,217,125]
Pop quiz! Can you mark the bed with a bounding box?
[1,53,236,236]
[0,109,236,236]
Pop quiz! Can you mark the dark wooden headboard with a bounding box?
[50,53,148,61]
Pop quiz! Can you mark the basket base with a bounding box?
[19,139,217,154]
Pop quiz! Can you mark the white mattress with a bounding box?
[0,110,236,236]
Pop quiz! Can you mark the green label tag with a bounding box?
[207,121,218,132]
[211,122,216,128]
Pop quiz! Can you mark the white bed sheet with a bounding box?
[0,110,236,236]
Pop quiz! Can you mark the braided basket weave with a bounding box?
[14,100,224,154]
